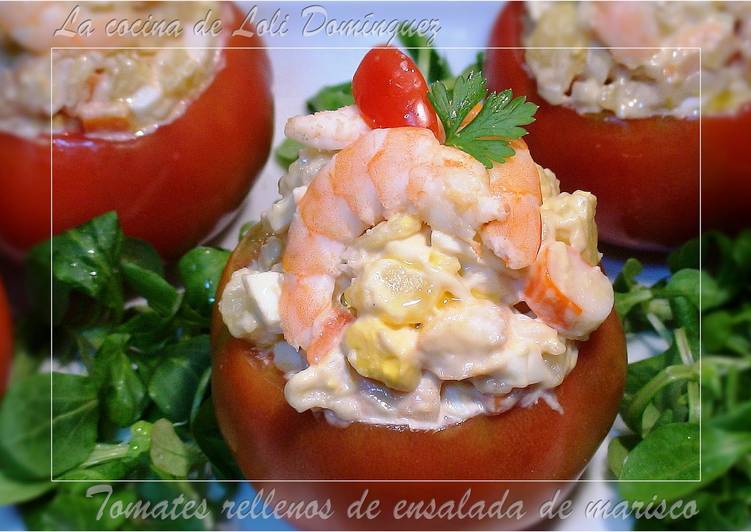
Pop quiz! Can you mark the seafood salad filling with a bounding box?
[220,104,614,430]
[523,1,751,118]
[0,2,225,139]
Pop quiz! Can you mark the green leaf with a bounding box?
[398,25,452,83]
[178,247,230,317]
[451,138,516,169]
[306,81,354,112]
[58,459,133,482]
[619,423,700,502]
[661,269,729,311]
[694,498,751,531]
[150,419,190,478]
[24,487,138,531]
[615,287,653,321]
[622,361,697,434]
[121,259,181,318]
[620,424,751,503]
[429,71,486,138]
[25,240,70,325]
[120,237,164,277]
[709,400,751,431]
[732,230,751,270]
[49,212,124,315]
[700,426,751,487]
[459,89,537,139]
[429,72,537,168]
[0,373,99,479]
[192,400,243,480]
[668,236,700,272]
[669,297,699,338]
[148,336,212,423]
[607,435,639,478]
[115,310,173,354]
[92,334,147,427]
[621,352,668,430]
[275,138,304,169]
[0,468,52,506]
[108,351,147,427]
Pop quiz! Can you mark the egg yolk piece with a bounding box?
[345,258,441,326]
[344,316,421,392]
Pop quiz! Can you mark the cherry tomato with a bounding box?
[353,46,443,140]
[0,278,12,395]
[211,225,627,529]
[0,4,273,260]
[486,2,726,251]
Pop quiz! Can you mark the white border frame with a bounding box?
[49,42,703,485]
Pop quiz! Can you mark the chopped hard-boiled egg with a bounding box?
[541,191,600,266]
[345,258,439,326]
[430,230,478,261]
[267,195,296,234]
[218,268,283,346]
[538,166,561,199]
[242,271,283,332]
[356,214,422,250]
[420,301,508,380]
[344,316,421,392]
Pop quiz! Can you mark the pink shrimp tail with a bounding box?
[480,139,543,269]
[306,308,355,365]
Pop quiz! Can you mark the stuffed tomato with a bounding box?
[0,2,273,259]
[487,1,751,250]
[211,47,626,529]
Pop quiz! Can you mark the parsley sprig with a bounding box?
[428,71,538,168]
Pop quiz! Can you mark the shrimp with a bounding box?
[479,139,543,270]
[589,1,660,67]
[285,105,371,151]
[522,241,613,340]
[280,127,511,362]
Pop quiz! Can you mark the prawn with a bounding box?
[285,105,371,151]
[281,126,530,363]
[589,1,660,67]
[479,139,542,270]
[522,241,613,340]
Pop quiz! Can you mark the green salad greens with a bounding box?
[0,212,238,529]
[611,230,751,530]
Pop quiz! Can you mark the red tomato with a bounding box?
[353,47,443,140]
[211,225,627,530]
[0,4,273,260]
[0,278,12,395]
[485,2,747,251]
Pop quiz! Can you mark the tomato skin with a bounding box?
[0,5,273,260]
[702,105,751,235]
[486,2,712,251]
[211,226,627,529]
[353,47,442,140]
[0,278,12,395]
